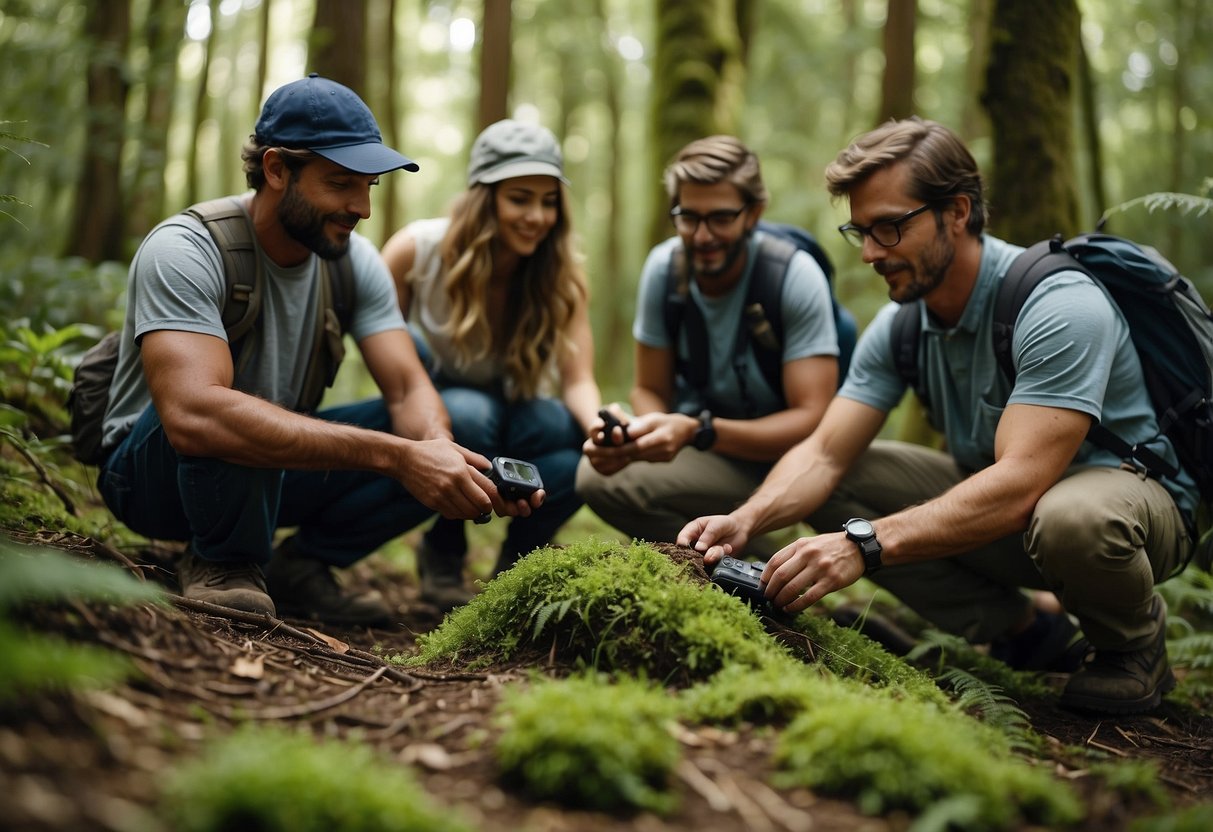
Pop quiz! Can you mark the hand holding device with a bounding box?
[475,456,544,523]
[597,408,631,447]
[709,556,768,606]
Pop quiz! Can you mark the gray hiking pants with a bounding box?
[808,439,1192,650]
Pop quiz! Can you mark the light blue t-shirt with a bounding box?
[101,199,406,450]
[633,231,838,420]
[838,234,1197,521]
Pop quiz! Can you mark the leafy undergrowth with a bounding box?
[399,538,1086,826]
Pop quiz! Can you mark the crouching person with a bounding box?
[96,76,540,625]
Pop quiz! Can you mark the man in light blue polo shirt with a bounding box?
[680,118,1197,715]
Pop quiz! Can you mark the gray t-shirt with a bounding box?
[101,199,406,450]
[633,231,839,419]
[838,234,1198,520]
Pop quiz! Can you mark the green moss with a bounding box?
[160,725,470,832]
[495,674,681,815]
[402,539,790,682]
[680,658,840,725]
[1130,803,1213,832]
[773,694,1083,829]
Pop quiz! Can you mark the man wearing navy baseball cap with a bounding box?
[95,75,543,625]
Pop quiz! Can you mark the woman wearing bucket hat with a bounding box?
[382,119,602,610]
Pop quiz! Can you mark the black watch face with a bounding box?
[846,518,874,538]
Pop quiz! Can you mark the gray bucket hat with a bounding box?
[467,119,569,186]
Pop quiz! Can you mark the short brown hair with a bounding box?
[663,135,768,208]
[825,117,987,235]
[240,139,316,191]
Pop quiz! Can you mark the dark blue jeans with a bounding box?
[98,399,436,567]
[412,331,585,562]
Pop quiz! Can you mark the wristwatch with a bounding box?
[691,409,717,451]
[843,517,882,575]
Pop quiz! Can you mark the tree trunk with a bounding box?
[478,0,512,130]
[984,0,1081,244]
[311,0,367,94]
[126,0,188,239]
[377,0,403,241]
[185,1,214,208]
[64,0,131,262]
[256,0,272,105]
[650,0,745,247]
[960,0,992,142]
[878,0,916,123]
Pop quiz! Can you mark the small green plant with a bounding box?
[0,537,161,701]
[495,673,681,815]
[680,657,841,725]
[1130,802,1213,832]
[773,693,1084,829]
[0,120,46,227]
[160,724,470,832]
[1087,758,1168,809]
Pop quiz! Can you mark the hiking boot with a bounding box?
[990,609,1092,673]
[1061,596,1176,715]
[177,548,276,617]
[416,539,474,612]
[266,541,393,626]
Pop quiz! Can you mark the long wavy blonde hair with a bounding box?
[438,182,587,399]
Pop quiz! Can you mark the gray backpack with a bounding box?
[67,197,355,465]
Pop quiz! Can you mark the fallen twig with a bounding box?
[249,666,388,720]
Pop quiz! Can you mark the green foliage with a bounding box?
[1158,568,1213,699]
[1087,759,1169,808]
[159,724,470,832]
[789,609,947,703]
[773,694,1084,829]
[1100,190,1213,227]
[680,658,854,726]
[0,537,161,701]
[935,668,1039,754]
[0,255,127,332]
[908,628,1052,699]
[494,673,681,815]
[1130,803,1213,832]
[402,539,788,682]
[0,120,46,226]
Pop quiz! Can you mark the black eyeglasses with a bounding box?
[838,203,934,248]
[670,204,748,236]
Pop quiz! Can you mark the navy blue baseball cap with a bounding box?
[255,74,419,175]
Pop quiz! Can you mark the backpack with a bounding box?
[663,220,858,415]
[67,196,356,465]
[891,232,1213,523]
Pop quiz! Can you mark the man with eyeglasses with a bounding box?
[576,135,841,558]
[96,76,539,625]
[679,118,1194,715]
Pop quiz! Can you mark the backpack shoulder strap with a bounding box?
[890,301,927,406]
[743,233,795,396]
[664,244,710,392]
[183,196,264,342]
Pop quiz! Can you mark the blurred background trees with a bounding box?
[1,0,1210,408]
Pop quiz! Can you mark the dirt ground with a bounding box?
[3,529,1213,832]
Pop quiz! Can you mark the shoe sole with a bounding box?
[1059,667,1177,715]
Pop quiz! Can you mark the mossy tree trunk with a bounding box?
[984,0,1081,244]
[126,0,188,242]
[649,0,746,248]
[64,0,130,262]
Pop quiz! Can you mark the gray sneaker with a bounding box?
[177,548,276,617]
[1061,596,1175,714]
[266,540,393,626]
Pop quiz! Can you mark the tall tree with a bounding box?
[478,0,512,129]
[185,1,215,207]
[126,0,189,240]
[878,0,916,122]
[960,0,992,142]
[376,0,403,240]
[64,0,131,262]
[649,0,745,246]
[311,0,367,93]
[984,0,1081,243]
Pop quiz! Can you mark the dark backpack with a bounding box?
[67,196,356,465]
[891,232,1213,520]
[663,220,858,415]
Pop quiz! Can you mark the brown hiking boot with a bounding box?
[177,548,276,617]
[416,539,474,613]
[989,609,1093,673]
[1061,596,1175,715]
[266,540,393,626]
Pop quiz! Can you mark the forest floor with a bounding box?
[4,526,1213,832]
